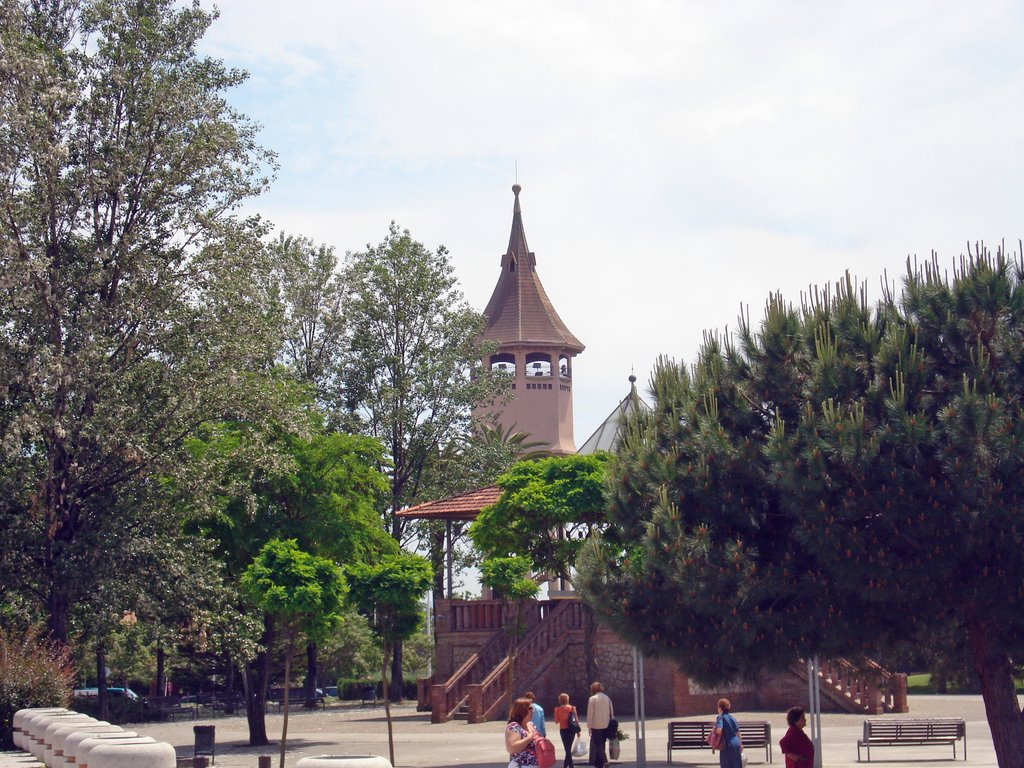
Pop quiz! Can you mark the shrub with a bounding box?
[0,626,74,749]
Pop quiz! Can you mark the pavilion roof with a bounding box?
[395,485,501,521]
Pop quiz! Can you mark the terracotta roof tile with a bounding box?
[396,485,501,521]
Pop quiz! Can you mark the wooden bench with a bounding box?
[144,696,196,721]
[268,687,326,710]
[668,720,772,763]
[857,718,966,762]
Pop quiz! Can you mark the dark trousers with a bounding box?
[560,727,575,768]
[590,727,608,768]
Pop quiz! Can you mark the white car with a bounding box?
[72,686,140,701]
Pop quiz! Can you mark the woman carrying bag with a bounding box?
[712,698,743,768]
[553,692,582,768]
[507,697,541,768]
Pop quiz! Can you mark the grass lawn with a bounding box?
[906,673,1024,694]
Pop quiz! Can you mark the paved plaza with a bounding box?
[4,694,1013,768]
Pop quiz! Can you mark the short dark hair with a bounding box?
[787,706,805,726]
[525,691,536,701]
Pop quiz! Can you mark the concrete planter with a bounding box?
[60,729,135,768]
[295,757,393,768]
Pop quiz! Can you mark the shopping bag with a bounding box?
[572,737,588,757]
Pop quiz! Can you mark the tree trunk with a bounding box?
[279,638,293,768]
[155,642,165,697]
[47,584,70,643]
[382,642,395,767]
[967,618,1024,768]
[430,526,445,602]
[389,641,404,701]
[303,642,319,709]
[244,616,273,747]
[96,645,109,722]
[582,602,600,686]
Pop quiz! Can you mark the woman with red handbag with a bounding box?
[713,698,744,768]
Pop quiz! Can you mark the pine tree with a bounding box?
[579,249,1024,767]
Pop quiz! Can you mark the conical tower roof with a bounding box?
[578,374,650,455]
[481,185,585,353]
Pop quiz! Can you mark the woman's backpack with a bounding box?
[535,737,556,768]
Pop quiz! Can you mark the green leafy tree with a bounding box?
[479,556,539,710]
[242,539,346,768]
[342,222,501,697]
[420,423,547,600]
[471,454,610,681]
[346,552,432,766]
[190,419,393,745]
[580,250,1024,766]
[270,232,349,419]
[0,0,282,647]
[471,454,609,585]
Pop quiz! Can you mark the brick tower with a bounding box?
[477,184,585,454]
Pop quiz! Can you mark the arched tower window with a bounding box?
[525,352,552,377]
[490,353,516,376]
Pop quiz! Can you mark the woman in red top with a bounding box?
[552,692,579,768]
[779,707,814,768]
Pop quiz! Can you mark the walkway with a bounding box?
[3,695,1009,768]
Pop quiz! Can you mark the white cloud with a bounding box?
[202,0,1024,439]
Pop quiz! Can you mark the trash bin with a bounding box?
[193,724,215,764]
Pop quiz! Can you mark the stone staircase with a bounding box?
[795,657,909,714]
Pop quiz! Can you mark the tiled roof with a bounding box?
[395,485,501,521]
[481,185,585,353]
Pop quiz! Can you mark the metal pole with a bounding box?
[632,646,647,768]
[811,657,823,768]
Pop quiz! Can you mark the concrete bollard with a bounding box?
[258,756,272,768]
[49,723,116,767]
[294,757,393,768]
[13,707,67,750]
[71,734,151,768]
[60,729,135,768]
[24,710,87,759]
[42,715,97,764]
[83,739,175,768]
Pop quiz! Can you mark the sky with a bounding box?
[200,1,1024,443]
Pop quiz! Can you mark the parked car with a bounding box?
[72,686,141,701]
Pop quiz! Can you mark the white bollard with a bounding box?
[64,733,143,768]
[25,711,86,759]
[42,715,96,765]
[84,739,175,768]
[295,757,394,768]
[47,721,112,767]
[13,708,67,750]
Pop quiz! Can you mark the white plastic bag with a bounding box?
[572,738,588,757]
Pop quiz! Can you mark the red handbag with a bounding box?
[707,728,724,750]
